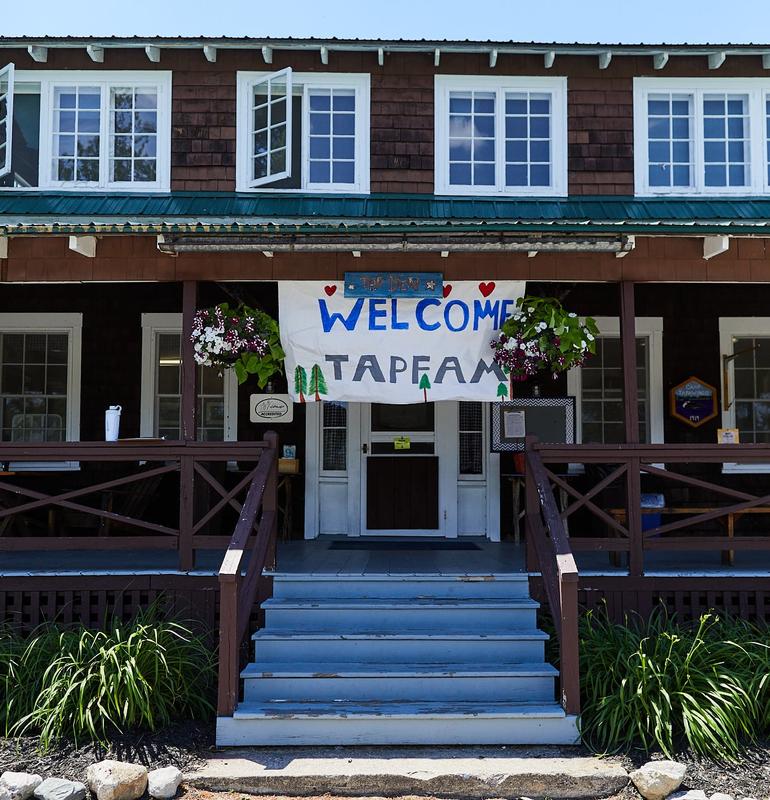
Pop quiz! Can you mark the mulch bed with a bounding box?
[0,721,214,781]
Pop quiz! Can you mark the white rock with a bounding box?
[629,761,688,800]
[86,761,148,800]
[33,779,86,800]
[0,774,43,800]
[670,792,708,800]
[147,767,182,800]
[711,794,734,800]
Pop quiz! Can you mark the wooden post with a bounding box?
[620,282,643,576]
[217,573,239,716]
[181,281,199,442]
[179,281,198,571]
[263,431,279,571]
[559,572,581,714]
[524,435,538,572]
[619,281,639,444]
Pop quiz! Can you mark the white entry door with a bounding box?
[360,402,458,536]
[305,401,500,540]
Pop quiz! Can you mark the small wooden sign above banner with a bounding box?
[344,272,443,298]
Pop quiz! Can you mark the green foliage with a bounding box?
[493,296,599,380]
[232,307,285,388]
[0,607,215,750]
[580,607,770,761]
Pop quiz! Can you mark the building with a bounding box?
[2,35,770,745]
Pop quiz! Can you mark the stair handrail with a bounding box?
[217,430,279,717]
[524,435,580,715]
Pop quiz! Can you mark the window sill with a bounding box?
[235,185,370,195]
[0,185,171,194]
[434,187,568,198]
[722,463,770,474]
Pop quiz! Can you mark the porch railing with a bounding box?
[217,431,278,716]
[530,441,770,577]
[0,439,271,570]
[524,436,580,715]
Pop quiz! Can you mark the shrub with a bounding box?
[2,608,216,749]
[579,607,770,761]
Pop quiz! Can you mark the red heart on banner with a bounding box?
[442,284,453,298]
[478,281,496,297]
[324,285,337,296]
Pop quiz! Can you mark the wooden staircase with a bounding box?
[216,571,579,746]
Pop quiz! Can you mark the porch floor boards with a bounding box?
[3,537,770,577]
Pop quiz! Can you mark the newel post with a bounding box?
[263,431,279,571]
[217,573,239,716]
[179,280,199,571]
[524,435,539,572]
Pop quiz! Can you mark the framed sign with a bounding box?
[344,272,443,298]
[490,397,576,452]
[670,376,718,428]
[249,394,294,424]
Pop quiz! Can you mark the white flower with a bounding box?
[586,332,595,341]
[581,340,587,348]
[503,339,516,350]
[568,312,577,318]
[528,307,535,313]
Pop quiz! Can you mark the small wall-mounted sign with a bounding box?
[394,436,411,450]
[670,376,718,428]
[344,272,443,298]
[250,394,294,424]
[718,427,740,444]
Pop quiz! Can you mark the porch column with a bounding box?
[619,281,643,576]
[179,280,198,571]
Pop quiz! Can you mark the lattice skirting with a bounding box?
[531,576,770,625]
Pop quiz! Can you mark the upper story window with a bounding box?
[0,67,171,191]
[634,78,770,196]
[434,75,567,196]
[236,69,370,193]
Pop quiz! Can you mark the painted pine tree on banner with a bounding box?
[294,365,308,403]
[309,364,327,401]
[496,382,508,399]
[419,373,431,402]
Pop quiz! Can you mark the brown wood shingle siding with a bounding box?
[6,46,770,194]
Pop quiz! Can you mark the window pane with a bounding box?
[52,86,101,183]
[251,71,290,184]
[448,90,496,188]
[0,332,69,442]
[733,337,770,443]
[322,401,347,471]
[459,402,483,476]
[504,91,553,190]
[580,335,649,443]
[646,93,693,188]
[307,87,356,186]
[109,86,158,184]
[703,93,749,187]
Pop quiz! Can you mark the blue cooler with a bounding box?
[641,493,665,532]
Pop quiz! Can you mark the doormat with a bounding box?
[329,541,481,551]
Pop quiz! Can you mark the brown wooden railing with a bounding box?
[0,440,270,570]
[217,431,278,717]
[531,441,770,578]
[524,436,580,715]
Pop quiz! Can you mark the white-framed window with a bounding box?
[634,77,770,196]
[720,317,770,473]
[458,400,485,477]
[321,400,347,474]
[0,69,171,191]
[236,70,370,193]
[0,313,82,470]
[140,314,237,441]
[0,63,14,179]
[567,317,664,445]
[434,75,567,196]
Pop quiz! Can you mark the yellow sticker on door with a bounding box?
[394,436,411,450]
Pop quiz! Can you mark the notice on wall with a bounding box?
[278,280,526,404]
[504,410,526,439]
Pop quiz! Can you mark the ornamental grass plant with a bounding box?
[0,607,215,749]
[580,607,770,762]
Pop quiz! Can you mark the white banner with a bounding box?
[279,280,526,403]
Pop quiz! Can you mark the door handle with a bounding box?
[362,443,368,453]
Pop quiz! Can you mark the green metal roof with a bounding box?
[1,192,770,236]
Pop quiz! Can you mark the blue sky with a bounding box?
[1,0,768,42]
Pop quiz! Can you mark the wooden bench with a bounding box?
[609,506,770,566]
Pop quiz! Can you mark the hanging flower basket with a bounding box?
[491,296,599,384]
[191,303,285,387]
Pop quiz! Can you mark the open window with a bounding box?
[237,69,370,193]
[0,63,14,179]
